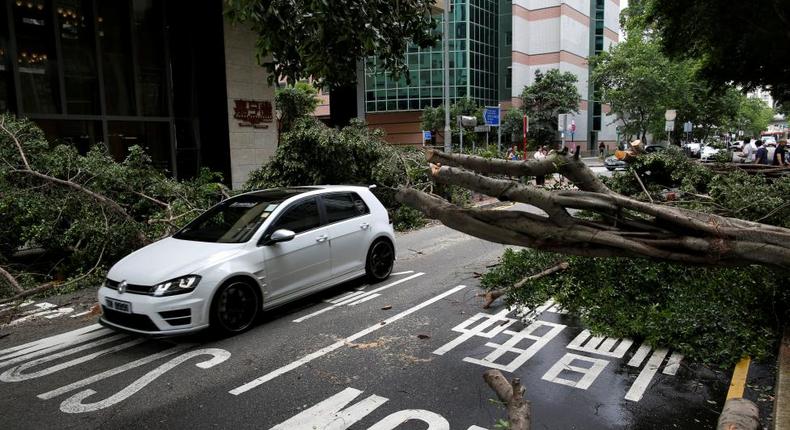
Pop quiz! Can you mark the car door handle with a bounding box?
[360,223,370,230]
[316,235,328,243]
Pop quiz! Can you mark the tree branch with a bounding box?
[0,266,24,294]
[483,369,530,430]
[480,261,569,309]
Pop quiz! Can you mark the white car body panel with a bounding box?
[98,186,395,336]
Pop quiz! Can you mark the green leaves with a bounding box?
[225,0,438,87]
[518,70,580,147]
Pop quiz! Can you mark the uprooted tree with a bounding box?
[397,149,790,268]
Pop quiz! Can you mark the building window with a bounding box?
[13,0,61,113]
[506,67,511,89]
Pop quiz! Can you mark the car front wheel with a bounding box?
[210,280,260,335]
[365,239,394,282]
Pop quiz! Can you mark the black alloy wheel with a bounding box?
[366,240,394,282]
[212,281,259,334]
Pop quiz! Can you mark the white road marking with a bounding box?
[1,337,144,382]
[389,271,415,276]
[269,387,388,430]
[368,410,450,430]
[0,324,113,368]
[346,294,380,306]
[38,344,193,400]
[627,343,652,367]
[59,348,230,413]
[567,330,633,359]
[433,309,515,356]
[231,284,467,395]
[462,320,565,372]
[541,353,609,390]
[625,348,668,402]
[662,352,684,375]
[69,310,94,318]
[292,272,425,323]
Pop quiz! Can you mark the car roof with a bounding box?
[236,185,372,200]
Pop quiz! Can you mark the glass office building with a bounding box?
[364,0,502,113]
[0,0,232,180]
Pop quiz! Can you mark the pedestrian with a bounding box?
[534,146,547,186]
[754,140,769,165]
[741,137,757,163]
[598,141,606,159]
[773,139,788,166]
[506,145,519,161]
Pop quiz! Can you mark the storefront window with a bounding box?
[98,0,135,115]
[107,121,171,172]
[57,0,100,114]
[35,119,101,153]
[0,7,13,112]
[13,0,61,113]
[133,0,166,116]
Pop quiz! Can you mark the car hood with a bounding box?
[107,237,245,285]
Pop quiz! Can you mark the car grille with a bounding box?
[158,309,192,326]
[104,279,152,295]
[102,306,160,332]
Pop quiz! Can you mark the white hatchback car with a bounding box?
[99,186,396,336]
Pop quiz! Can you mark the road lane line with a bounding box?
[346,294,380,306]
[625,348,668,402]
[726,357,751,399]
[292,272,425,323]
[231,284,467,395]
[390,271,415,276]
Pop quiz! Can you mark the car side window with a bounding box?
[324,192,369,224]
[270,198,321,234]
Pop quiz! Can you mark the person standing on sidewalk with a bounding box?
[773,140,788,166]
[598,141,606,159]
[534,146,548,186]
[755,140,769,165]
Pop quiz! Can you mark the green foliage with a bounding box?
[275,82,320,132]
[645,0,790,104]
[224,0,438,88]
[481,248,790,368]
[500,108,524,144]
[420,98,486,149]
[519,69,580,147]
[0,115,225,297]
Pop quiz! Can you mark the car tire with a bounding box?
[365,239,394,283]
[209,279,260,335]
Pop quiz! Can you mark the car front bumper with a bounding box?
[98,286,210,335]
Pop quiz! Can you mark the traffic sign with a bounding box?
[665,120,675,132]
[683,121,693,133]
[483,106,500,126]
[422,130,432,141]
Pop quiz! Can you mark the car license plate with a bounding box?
[106,297,132,314]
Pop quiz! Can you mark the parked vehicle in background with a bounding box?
[699,145,721,162]
[683,141,702,158]
[98,186,396,336]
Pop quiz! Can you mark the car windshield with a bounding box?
[174,193,293,243]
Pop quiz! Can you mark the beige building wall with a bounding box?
[223,19,278,189]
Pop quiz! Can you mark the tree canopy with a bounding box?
[519,70,580,147]
[224,0,439,88]
[643,0,790,104]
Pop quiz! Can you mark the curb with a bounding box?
[775,328,790,430]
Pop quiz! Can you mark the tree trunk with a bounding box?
[396,149,790,269]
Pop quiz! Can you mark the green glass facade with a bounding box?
[364,0,501,113]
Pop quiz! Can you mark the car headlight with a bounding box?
[152,275,201,297]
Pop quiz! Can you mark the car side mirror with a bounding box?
[266,229,295,245]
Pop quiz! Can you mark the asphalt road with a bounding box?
[0,209,740,429]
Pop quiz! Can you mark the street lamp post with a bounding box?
[443,0,451,153]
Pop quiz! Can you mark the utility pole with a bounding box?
[443,0,451,153]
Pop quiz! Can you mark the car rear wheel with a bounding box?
[365,239,394,282]
[210,280,259,335]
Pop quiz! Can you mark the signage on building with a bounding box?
[423,130,432,141]
[233,99,273,128]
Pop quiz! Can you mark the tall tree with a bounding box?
[225,0,439,126]
[519,70,580,148]
[645,0,790,104]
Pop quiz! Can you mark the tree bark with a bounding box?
[397,150,790,269]
[483,369,530,430]
[481,261,569,309]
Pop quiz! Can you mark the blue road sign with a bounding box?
[423,130,432,140]
[483,107,500,126]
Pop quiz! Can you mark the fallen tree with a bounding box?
[396,148,790,269]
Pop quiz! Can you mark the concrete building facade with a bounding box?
[363,0,621,151]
